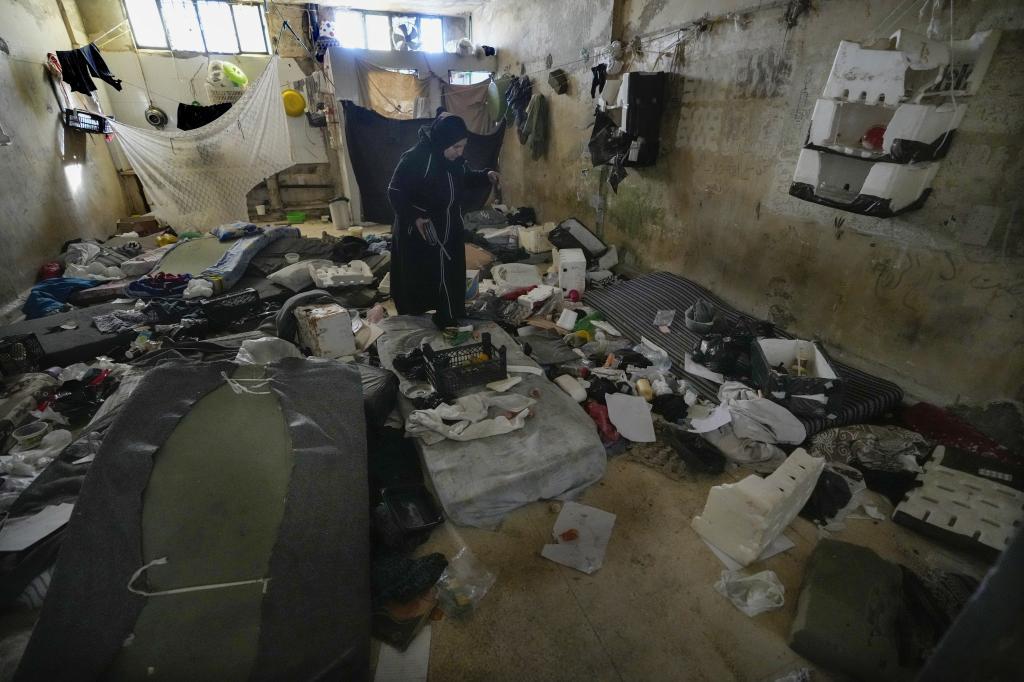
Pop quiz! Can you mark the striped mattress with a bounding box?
[584,272,904,437]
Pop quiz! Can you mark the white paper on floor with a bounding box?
[688,403,731,433]
[374,625,430,682]
[0,503,74,552]
[605,393,655,442]
[684,353,725,383]
[541,501,616,574]
[702,534,795,571]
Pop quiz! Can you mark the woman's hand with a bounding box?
[487,171,500,184]
[415,217,430,240]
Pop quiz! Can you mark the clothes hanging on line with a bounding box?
[176,102,232,131]
[55,43,122,95]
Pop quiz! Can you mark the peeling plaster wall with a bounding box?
[474,0,1024,404]
[0,0,128,305]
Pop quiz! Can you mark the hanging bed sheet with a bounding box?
[584,273,904,437]
[110,56,293,232]
[376,316,606,529]
[15,359,369,681]
[342,102,505,225]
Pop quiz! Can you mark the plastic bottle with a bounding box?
[635,378,654,402]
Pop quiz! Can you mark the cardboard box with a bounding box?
[751,339,844,418]
[294,303,355,358]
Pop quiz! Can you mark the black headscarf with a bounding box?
[429,114,469,152]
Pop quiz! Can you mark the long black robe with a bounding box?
[387,127,492,325]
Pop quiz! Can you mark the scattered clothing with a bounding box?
[405,392,536,444]
[372,553,448,604]
[23,278,98,319]
[811,424,929,473]
[211,221,263,242]
[176,102,232,131]
[901,402,1017,464]
[125,272,192,299]
[91,309,148,334]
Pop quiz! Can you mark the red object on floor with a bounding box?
[501,285,536,301]
[38,262,63,280]
[901,402,1017,464]
[585,400,620,446]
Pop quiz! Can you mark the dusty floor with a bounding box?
[414,446,988,682]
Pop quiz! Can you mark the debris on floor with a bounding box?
[541,501,616,575]
[713,569,785,617]
[0,176,1017,682]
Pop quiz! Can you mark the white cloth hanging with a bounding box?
[110,56,293,231]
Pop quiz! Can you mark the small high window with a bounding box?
[124,0,270,54]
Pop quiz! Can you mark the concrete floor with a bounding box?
[414,445,988,682]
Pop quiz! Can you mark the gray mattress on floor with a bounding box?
[376,316,607,528]
[584,272,904,437]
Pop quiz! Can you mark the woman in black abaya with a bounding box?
[387,114,498,328]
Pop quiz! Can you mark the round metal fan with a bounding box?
[392,20,420,51]
[144,105,168,128]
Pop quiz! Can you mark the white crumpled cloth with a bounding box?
[406,392,536,444]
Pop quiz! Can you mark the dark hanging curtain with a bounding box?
[342,101,506,225]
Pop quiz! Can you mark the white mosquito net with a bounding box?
[110,56,293,231]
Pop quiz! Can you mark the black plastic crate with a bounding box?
[0,334,45,378]
[199,288,260,330]
[423,332,507,397]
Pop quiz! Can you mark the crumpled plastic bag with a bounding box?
[437,546,496,619]
[634,336,672,373]
[714,569,785,616]
[182,278,214,299]
[234,337,304,365]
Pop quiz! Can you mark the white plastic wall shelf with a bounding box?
[790,149,938,218]
[823,30,999,105]
[806,99,966,163]
[790,29,999,217]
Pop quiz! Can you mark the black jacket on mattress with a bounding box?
[387,127,492,325]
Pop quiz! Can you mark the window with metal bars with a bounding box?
[123,0,270,54]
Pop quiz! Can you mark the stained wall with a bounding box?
[0,0,128,305]
[473,0,1024,404]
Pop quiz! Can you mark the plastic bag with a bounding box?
[436,546,496,619]
[234,337,304,365]
[634,336,672,373]
[714,569,785,616]
[652,309,676,328]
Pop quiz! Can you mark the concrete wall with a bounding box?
[0,0,128,305]
[473,0,1024,404]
